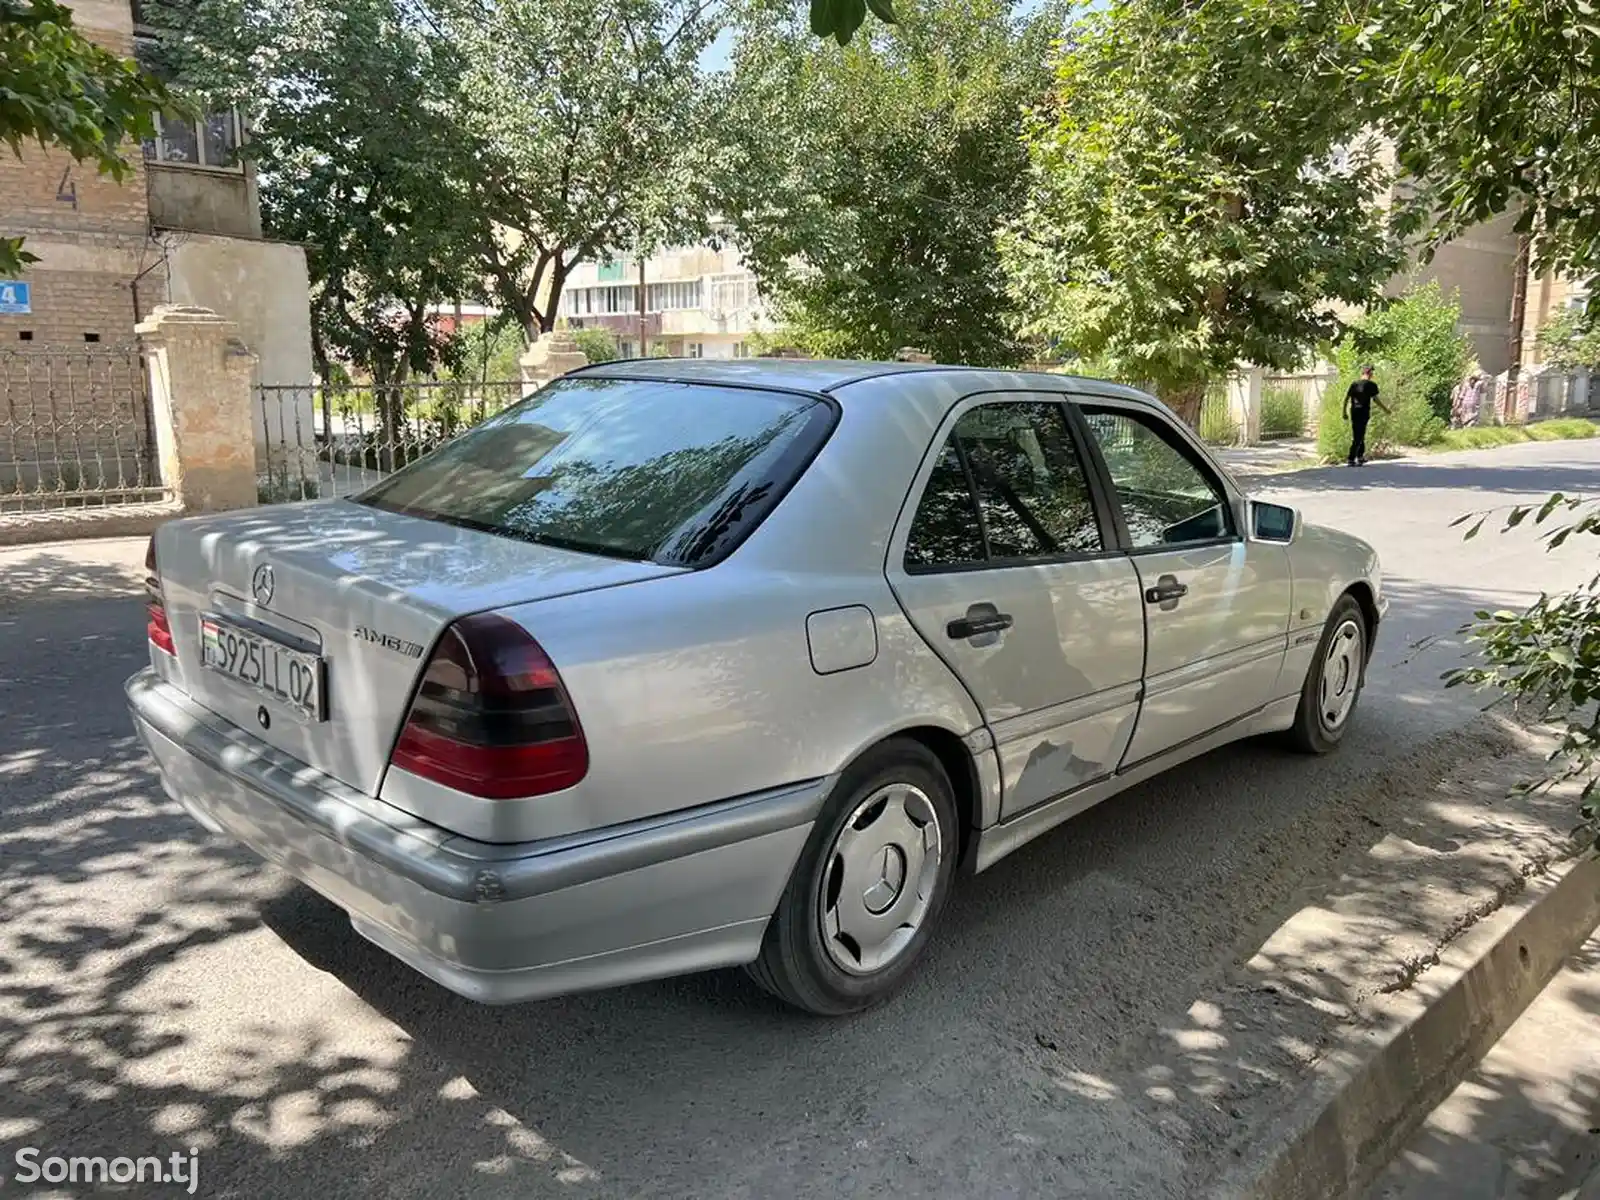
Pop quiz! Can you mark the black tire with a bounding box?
[1287,593,1369,755]
[745,738,959,1016]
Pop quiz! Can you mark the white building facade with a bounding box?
[559,241,773,360]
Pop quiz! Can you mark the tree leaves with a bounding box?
[809,0,895,45]
[1449,491,1600,851]
[1000,0,1405,418]
[734,0,1049,366]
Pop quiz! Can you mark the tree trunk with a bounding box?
[1161,380,1208,429]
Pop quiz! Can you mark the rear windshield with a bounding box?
[357,377,835,566]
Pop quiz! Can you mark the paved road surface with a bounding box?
[1,439,1596,1199]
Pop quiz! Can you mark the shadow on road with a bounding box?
[1251,452,1599,500]
[0,540,1587,1196]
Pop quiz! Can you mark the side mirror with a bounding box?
[1251,500,1300,543]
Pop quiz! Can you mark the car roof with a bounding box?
[564,357,1160,407]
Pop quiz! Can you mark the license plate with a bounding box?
[200,615,326,722]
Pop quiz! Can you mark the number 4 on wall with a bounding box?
[56,166,77,209]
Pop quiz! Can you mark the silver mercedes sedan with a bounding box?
[127,359,1384,1016]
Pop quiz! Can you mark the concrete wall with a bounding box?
[161,233,314,449]
[147,162,263,240]
[1388,210,1521,375]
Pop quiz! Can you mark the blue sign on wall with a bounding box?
[0,281,31,315]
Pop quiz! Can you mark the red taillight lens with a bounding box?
[145,536,175,656]
[390,613,589,799]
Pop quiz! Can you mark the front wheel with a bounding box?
[1287,594,1368,754]
[745,739,959,1016]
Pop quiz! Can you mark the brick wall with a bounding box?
[0,0,157,355]
[0,0,166,503]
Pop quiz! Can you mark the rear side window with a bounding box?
[358,378,834,566]
[904,400,1104,571]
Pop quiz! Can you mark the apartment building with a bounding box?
[559,241,773,360]
[0,0,313,488]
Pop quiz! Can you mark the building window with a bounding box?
[688,342,703,358]
[645,280,703,312]
[135,38,244,170]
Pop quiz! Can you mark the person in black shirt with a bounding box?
[1342,364,1391,466]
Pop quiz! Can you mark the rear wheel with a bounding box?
[1287,594,1368,754]
[746,739,958,1016]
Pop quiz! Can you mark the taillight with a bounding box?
[145,536,175,656]
[390,613,589,799]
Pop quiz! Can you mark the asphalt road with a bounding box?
[1,439,1596,1199]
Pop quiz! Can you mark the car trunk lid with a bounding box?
[152,499,681,796]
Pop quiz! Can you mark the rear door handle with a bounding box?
[1144,575,1188,605]
[947,611,1014,640]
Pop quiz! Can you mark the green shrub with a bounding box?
[572,327,619,364]
[1340,282,1473,422]
[1316,358,1446,461]
[257,471,320,505]
[1260,385,1307,437]
[1431,420,1597,452]
[1197,380,1238,444]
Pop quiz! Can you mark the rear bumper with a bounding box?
[126,669,820,1004]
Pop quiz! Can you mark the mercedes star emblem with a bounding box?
[251,563,275,607]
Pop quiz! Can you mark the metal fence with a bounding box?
[0,347,167,513]
[255,379,529,503]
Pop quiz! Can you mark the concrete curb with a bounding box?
[0,500,182,548]
[1209,850,1600,1200]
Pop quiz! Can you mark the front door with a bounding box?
[1075,402,1291,766]
[887,396,1146,819]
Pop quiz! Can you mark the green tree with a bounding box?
[150,0,484,447]
[1344,0,1600,292]
[1536,307,1600,370]
[450,0,763,343]
[0,0,174,273]
[1000,0,1405,425]
[734,0,1057,366]
[154,0,771,372]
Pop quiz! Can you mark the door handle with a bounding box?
[1144,575,1188,605]
[947,611,1014,640]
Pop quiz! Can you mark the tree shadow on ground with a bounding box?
[250,577,1575,1197]
[0,555,604,1199]
[1247,449,1600,499]
[1363,941,1600,1199]
[2,540,1590,1197]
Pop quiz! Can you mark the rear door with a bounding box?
[1073,400,1291,765]
[886,395,1146,819]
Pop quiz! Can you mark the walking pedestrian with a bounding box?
[1451,371,1484,428]
[1343,364,1391,466]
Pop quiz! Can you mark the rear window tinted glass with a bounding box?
[358,378,834,566]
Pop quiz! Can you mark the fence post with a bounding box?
[136,305,259,513]
[519,331,590,389]
[1228,368,1264,446]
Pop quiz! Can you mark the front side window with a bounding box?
[359,378,835,567]
[1079,407,1233,549]
[904,400,1103,570]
